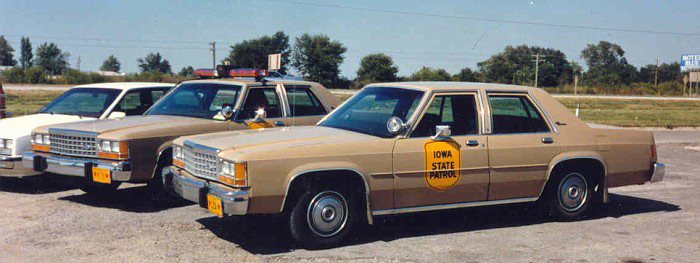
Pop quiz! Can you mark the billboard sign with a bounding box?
[681,54,700,71]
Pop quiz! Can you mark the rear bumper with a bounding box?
[0,155,41,177]
[650,162,665,183]
[22,151,132,181]
[164,166,249,215]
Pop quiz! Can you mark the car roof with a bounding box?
[181,78,320,86]
[74,82,175,91]
[366,82,532,92]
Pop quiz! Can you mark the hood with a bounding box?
[179,126,376,153]
[32,115,220,140]
[0,113,97,139]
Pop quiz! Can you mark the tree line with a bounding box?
[0,33,689,95]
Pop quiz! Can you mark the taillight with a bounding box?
[651,144,657,161]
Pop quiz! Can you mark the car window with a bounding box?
[146,83,241,119]
[116,90,143,115]
[489,95,550,134]
[285,86,327,116]
[39,88,121,118]
[238,87,282,119]
[412,94,479,137]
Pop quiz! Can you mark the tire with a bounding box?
[145,164,165,195]
[288,187,358,248]
[548,170,594,221]
[80,181,121,197]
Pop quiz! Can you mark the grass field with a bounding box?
[5,90,700,128]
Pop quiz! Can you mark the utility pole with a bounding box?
[531,54,546,88]
[209,42,216,69]
[654,59,659,89]
[76,56,81,71]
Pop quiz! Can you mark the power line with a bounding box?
[265,0,700,37]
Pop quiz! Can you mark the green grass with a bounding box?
[5,90,64,116]
[6,90,699,128]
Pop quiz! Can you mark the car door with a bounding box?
[485,92,560,200]
[392,92,489,208]
[233,85,287,128]
[282,84,330,126]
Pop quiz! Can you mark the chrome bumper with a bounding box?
[650,162,665,183]
[1,155,41,177]
[165,166,249,215]
[22,151,132,181]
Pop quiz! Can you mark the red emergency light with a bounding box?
[228,69,268,78]
[193,68,217,78]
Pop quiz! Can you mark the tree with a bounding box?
[35,42,70,74]
[100,55,121,72]
[408,67,451,81]
[179,66,194,77]
[0,36,17,66]
[580,41,638,85]
[356,53,398,82]
[477,45,573,87]
[452,67,479,82]
[20,37,33,69]
[639,62,681,84]
[291,33,347,84]
[137,52,171,73]
[225,31,291,73]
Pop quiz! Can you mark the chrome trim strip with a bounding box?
[372,197,539,216]
[21,151,131,180]
[281,168,374,225]
[47,128,99,136]
[0,155,20,161]
[183,140,221,153]
[167,167,249,215]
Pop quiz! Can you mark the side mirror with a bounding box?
[387,116,408,135]
[107,111,126,119]
[219,105,234,120]
[252,108,267,123]
[432,125,452,140]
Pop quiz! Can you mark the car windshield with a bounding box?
[320,87,424,138]
[145,83,241,119]
[39,88,121,118]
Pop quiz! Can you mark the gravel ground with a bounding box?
[1,131,698,263]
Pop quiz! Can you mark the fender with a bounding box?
[281,162,374,225]
[538,151,608,202]
[150,141,175,179]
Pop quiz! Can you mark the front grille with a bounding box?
[48,129,98,158]
[183,141,219,181]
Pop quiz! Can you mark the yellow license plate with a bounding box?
[207,194,223,217]
[92,167,111,184]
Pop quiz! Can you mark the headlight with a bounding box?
[34,133,43,144]
[218,159,247,187]
[31,133,50,151]
[5,139,12,148]
[172,145,184,167]
[0,139,5,148]
[98,140,129,159]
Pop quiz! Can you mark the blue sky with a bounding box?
[1,0,697,77]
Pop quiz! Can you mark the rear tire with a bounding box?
[548,171,593,221]
[288,187,358,248]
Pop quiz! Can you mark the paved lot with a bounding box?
[1,131,698,263]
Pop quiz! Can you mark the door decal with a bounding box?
[424,140,461,191]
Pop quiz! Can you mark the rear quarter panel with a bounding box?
[593,128,654,187]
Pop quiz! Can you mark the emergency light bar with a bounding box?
[229,69,268,78]
[194,65,269,81]
[193,68,217,78]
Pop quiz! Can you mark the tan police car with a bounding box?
[23,67,340,194]
[166,82,664,247]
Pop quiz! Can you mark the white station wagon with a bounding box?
[0,82,173,177]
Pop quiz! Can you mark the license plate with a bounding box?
[207,194,223,217]
[92,167,111,184]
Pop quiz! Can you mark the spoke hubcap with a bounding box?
[307,191,348,237]
[558,173,588,212]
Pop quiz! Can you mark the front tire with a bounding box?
[548,171,593,221]
[289,189,357,248]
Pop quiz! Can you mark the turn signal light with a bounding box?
[234,162,247,187]
[31,144,50,152]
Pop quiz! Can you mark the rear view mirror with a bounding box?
[432,125,451,140]
[219,105,234,120]
[108,111,126,119]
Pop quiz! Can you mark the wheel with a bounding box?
[80,181,121,197]
[548,171,593,221]
[145,164,165,195]
[288,188,358,248]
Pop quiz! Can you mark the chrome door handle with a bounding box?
[466,140,479,147]
[274,121,286,126]
[542,137,554,144]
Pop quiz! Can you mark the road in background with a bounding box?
[0,131,698,262]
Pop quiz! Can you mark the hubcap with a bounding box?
[558,173,588,212]
[307,191,348,237]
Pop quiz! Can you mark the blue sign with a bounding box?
[681,54,700,71]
